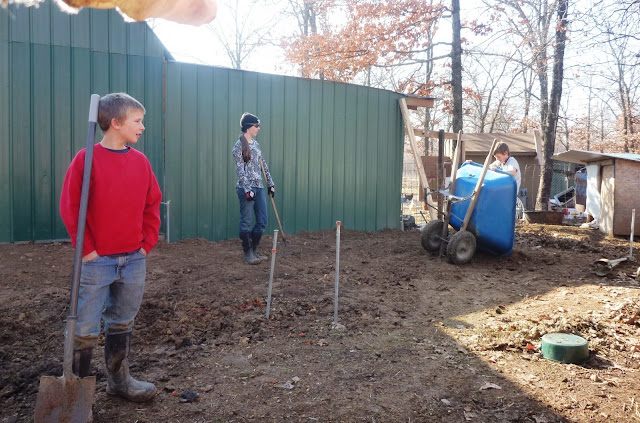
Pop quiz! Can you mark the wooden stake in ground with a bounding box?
[266,230,278,318]
[333,221,341,326]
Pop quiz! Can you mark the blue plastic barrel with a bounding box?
[449,162,516,256]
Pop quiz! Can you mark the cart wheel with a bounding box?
[421,220,445,252]
[446,230,476,264]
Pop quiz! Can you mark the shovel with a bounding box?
[595,257,628,277]
[34,94,100,423]
[260,159,287,245]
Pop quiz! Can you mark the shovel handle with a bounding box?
[63,94,100,378]
[260,160,287,243]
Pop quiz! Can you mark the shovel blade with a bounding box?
[34,375,96,423]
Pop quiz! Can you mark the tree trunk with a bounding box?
[536,0,568,211]
[451,0,463,133]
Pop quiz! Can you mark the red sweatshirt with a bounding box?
[60,143,162,256]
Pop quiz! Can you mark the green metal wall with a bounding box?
[164,62,405,241]
[0,4,167,242]
[1,3,406,244]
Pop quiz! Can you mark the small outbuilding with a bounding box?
[552,150,640,237]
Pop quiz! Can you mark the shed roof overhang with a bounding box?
[461,133,538,155]
[552,150,640,165]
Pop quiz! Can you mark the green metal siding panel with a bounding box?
[282,77,298,233]
[10,5,30,43]
[212,67,231,240]
[0,41,10,241]
[0,8,8,43]
[320,82,335,228]
[127,55,145,119]
[92,51,110,99]
[376,92,391,230]
[307,81,333,230]
[365,90,379,229]
[197,66,214,239]
[11,43,32,241]
[143,56,164,193]
[295,79,310,231]
[180,64,199,240]
[72,48,91,154]
[354,86,368,230]
[307,80,322,230]
[227,70,244,237]
[268,75,286,237]
[51,6,71,47]
[109,10,127,54]
[110,53,128,92]
[52,46,73,239]
[343,84,358,229]
[31,0,51,45]
[33,44,53,240]
[91,9,109,52]
[256,72,274,232]
[128,24,146,56]
[332,83,347,224]
[165,62,183,242]
[71,9,90,49]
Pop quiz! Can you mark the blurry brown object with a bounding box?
[2,0,218,25]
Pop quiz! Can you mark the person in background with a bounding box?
[60,92,162,402]
[232,112,275,265]
[489,141,521,192]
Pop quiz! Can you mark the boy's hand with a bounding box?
[141,248,147,256]
[245,191,255,201]
[82,251,98,262]
[268,186,275,198]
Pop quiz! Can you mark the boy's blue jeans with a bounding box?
[237,187,268,234]
[74,250,147,350]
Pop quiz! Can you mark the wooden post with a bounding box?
[437,130,445,219]
[398,97,437,220]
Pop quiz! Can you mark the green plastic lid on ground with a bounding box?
[541,333,589,364]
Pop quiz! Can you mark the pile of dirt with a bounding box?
[1,222,638,422]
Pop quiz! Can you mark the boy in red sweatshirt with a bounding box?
[60,92,162,402]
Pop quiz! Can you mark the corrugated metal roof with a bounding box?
[552,150,640,164]
[462,133,537,155]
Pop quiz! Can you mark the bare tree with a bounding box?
[206,0,279,70]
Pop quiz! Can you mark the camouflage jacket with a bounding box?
[232,138,274,192]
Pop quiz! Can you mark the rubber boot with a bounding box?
[105,332,157,402]
[250,231,268,261]
[240,231,260,265]
[72,348,93,378]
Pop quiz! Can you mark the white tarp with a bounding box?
[585,164,601,221]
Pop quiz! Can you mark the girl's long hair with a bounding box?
[240,134,251,163]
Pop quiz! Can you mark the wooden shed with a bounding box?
[552,150,640,237]
[444,132,543,211]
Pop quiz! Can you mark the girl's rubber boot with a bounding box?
[250,231,268,261]
[240,231,260,265]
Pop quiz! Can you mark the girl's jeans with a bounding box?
[74,250,146,350]
[237,187,268,234]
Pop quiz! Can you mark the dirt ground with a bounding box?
[2,222,640,422]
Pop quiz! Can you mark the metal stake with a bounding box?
[161,200,171,243]
[333,221,341,325]
[630,209,636,261]
[266,230,278,318]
